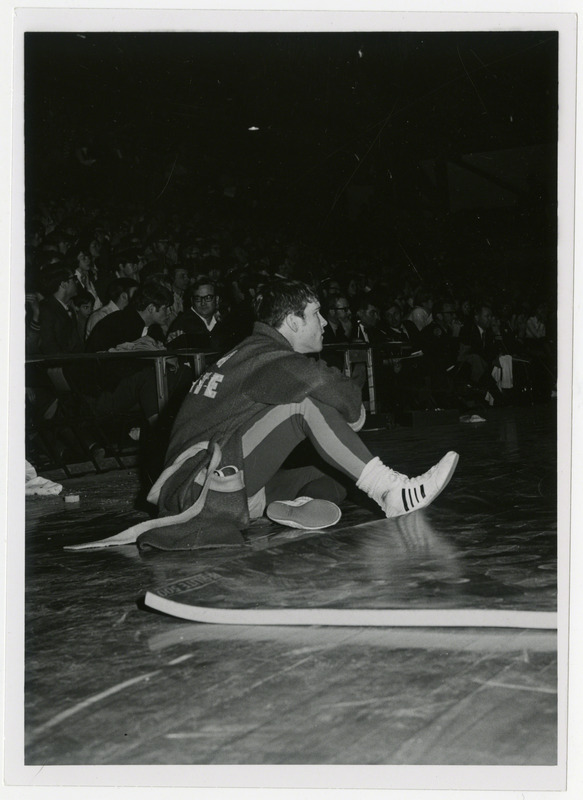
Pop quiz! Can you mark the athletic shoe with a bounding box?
[357,451,459,518]
[266,496,342,530]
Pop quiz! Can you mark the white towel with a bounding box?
[492,355,514,390]
[25,460,63,496]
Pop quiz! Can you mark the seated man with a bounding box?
[323,295,354,344]
[165,276,228,352]
[420,300,462,407]
[85,277,138,338]
[111,279,458,551]
[458,301,504,402]
[384,302,421,348]
[38,264,83,356]
[84,281,177,426]
[85,280,170,353]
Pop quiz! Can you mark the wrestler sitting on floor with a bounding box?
[107,279,459,551]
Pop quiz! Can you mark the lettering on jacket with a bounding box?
[188,350,237,398]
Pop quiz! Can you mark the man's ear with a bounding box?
[284,313,300,333]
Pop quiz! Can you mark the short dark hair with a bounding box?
[105,278,139,304]
[40,264,74,296]
[72,290,94,308]
[130,281,173,312]
[254,279,317,329]
[191,275,215,293]
[114,247,142,266]
[169,263,189,278]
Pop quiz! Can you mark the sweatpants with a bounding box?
[240,397,374,504]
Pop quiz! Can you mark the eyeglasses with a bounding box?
[193,294,215,304]
[334,306,350,312]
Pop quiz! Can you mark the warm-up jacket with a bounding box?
[120,321,364,551]
[165,321,363,467]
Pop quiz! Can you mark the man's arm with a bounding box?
[245,353,363,425]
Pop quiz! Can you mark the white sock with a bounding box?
[356,457,405,506]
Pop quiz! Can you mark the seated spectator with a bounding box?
[526,302,548,341]
[323,296,354,344]
[85,277,139,338]
[38,264,83,355]
[383,302,421,348]
[113,247,142,282]
[86,280,171,353]
[169,264,191,318]
[420,300,462,406]
[25,274,43,356]
[354,298,384,344]
[407,286,434,332]
[166,277,228,352]
[220,270,257,347]
[84,281,187,428]
[71,243,102,310]
[71,289,95,341]
[318,277,342,310]
[457,301,504,402]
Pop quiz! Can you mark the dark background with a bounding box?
[24,30,558,295]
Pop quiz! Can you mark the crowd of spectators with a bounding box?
[24,191,557,468]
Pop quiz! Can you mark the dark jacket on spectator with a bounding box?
[458,322,499,363]
[39,295,83,355]
[86,307,163,353]
[166,308,227,352]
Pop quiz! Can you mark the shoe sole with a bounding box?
[427,450,459,507]
[266,498,342,530]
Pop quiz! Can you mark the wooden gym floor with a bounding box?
[21,403,559,769]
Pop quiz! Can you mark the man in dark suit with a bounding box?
[166,277,228,353]
[458,302,500,384]
[38,265,83,355]
[457,302,505,403]
[323,296,354,344]
[383,302,421,348]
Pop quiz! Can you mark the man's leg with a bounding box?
[241,397,459,519]
[241,398,373,497]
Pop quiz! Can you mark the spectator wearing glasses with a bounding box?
[166,276,227,352]
[323,296,354,344]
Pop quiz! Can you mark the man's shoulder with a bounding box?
[169,309,206,331]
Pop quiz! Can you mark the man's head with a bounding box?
[114,248,142,280]
[170,265,190,294]
[358,300,381,330]
[74,248,93,274]
[41,264,78,303]
[131,281,174,328]
[105,278,139,310]
[254,279,326,354]
[188,277,218,321]
[320,277,341,302]
[435,301,456,330]
[473,303,493,330]
[328,296,351,324]
[72,290,94,318]
[384,303,402,329]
